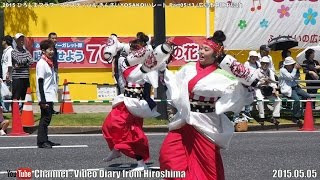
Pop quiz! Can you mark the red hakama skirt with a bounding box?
[102,102,150,161]
[159,124,225,180]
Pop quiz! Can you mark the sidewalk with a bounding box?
[32,104,111,113]
[4,104,319,134]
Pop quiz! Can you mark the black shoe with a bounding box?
[52,110,60,115]
[270,117,280,130]
[47,141,61,146]
[38,142,52,149]
[293,118,303,128]
[296,120,303,129]
[257,118,265,126]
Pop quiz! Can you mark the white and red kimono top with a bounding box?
[164,61,254,149]
[112,56,160,118]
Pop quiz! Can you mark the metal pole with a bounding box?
[153,0,168,120]
[205,0,210,38]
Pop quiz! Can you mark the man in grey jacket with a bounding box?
[279,57,310,128]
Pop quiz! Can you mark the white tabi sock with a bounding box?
[130,160,149,172]
[103,149,121,162]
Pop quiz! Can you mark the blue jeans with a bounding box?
[290,87,311,119]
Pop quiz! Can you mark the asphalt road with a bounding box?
[1,131,320,180]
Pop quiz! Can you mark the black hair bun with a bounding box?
[212,30,226,44]
[136,32,149,43]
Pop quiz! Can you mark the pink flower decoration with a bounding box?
[277,5,290,18]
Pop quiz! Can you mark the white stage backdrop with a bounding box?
[214,0,320,50]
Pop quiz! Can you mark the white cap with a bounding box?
[247,51,259,60]
[284,56,296,66]
[260,56,270,63]
[15,33,25,39]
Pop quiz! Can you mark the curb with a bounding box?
[5,123,320,134]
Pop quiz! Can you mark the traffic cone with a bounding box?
[300,100,316,131]
[60,79,74,114]
[9,100,29,136]
[21,87,35,127]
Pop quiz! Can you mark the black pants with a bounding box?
[114,73,121,95]
[12,78,30,100]
[37,102,53,145]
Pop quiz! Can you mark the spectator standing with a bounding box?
[48,32,60,114]
[1,35,14,112]
[48,32,58,73]
[11,33,33,108]
[36,40,60,148]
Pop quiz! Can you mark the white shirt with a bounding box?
[244,61,260,71]
[1,46,13,80]
[111,57,160,118]
[36,58,57,102]
[255,68,278,89]
[279,67,299,97]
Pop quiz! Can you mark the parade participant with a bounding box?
[159,31,258,180]
[101,34,166,171]
[103,34,126,94]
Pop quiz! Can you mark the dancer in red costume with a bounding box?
[102,33,172,171]
[159,31,261,180]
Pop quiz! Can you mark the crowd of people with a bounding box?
[0,29,318,179]
[0,32,60,148]
[232,45,317,128]
[100,30,257,178]
[100,30,319,178]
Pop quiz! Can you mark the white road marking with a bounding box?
[0,145,88,150]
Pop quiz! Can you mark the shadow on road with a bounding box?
[107,162,158,171]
